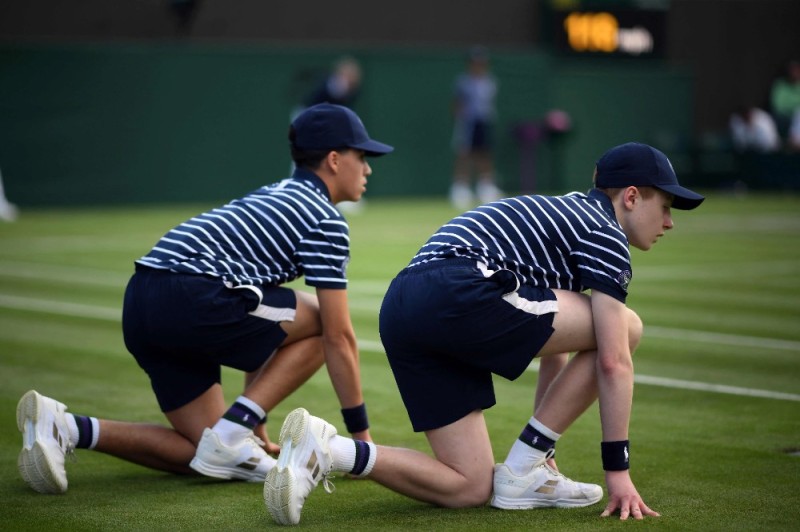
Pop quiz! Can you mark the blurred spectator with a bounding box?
[0,167,18,222]
[449,46,502,208]
[291,57,365,213]
[303,56,362,109]
[789,109,800,152]
[729,105,781,153]
[769,59,800,142]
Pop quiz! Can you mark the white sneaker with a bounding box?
[17,390,73,494]
[264,408,336,525]
[449,182,474,209]
[0,200,18,222]
[477,182,503,204]
[491,451,603,509]
[190,428,276,482]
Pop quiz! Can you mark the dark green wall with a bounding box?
[0,43,693,206]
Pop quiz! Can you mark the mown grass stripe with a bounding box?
[2,293,797,402]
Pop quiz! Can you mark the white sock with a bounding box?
[529,416,561,441]
[65,414,80,447]
[503,416,561,476]
[66,414,100,449]
[212,419,251,446]
[211,395,266,446]
[235,396,266,420]
[329,435,377,477]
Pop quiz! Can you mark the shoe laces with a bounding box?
[321,473,336,494]
[66,444,77,464]
[535,448,564,478]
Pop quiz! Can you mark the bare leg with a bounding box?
[75,288,328,476]
[473,150,495,182]
[534,352,569,414]
[368,410,494,508]
[246,290,325,449]
[533,289,642,433]
[91,383,227,473]
[245,336,324,414]
[452,151,472,185]
[535,350,600,433]
[94,422,197,474]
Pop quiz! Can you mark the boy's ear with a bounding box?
[622,186,639,209]
[323,150,339,172]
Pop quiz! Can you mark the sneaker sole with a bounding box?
[189,456,266,483]
[264,408,309,525]
[490,492,603,509]
[17,391,67,494]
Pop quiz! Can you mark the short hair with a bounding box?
[592,167,657,200]
[288,125,348,170]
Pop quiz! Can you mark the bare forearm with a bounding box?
[323,336,364,408]
[595,354,634,441]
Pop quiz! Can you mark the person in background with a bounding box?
[0,167,18,222]
[769,59,800,144]
[729,105,781,153]
[303,56,362,109]
[294,56,366,213]
[449,46,503,209]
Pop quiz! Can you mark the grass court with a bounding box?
[1,192,799,530]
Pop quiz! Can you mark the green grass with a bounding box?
[1,193,799,530]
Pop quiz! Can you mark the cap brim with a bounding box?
[350,139,394,157]
[657,184,705,210]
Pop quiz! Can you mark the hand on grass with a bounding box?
[254,423,281,455]
[601,470,660,520]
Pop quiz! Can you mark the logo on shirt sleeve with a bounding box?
[617,270,632,291]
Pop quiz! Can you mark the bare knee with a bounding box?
[445,466,494,508]
[442,479,493,508]
[627,309,643,352]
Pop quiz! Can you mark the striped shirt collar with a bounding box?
[588,188,617,220]
[291,168,331,201]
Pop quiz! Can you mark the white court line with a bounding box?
[0,294,121,320]
[2,294,799,403]
[646,326,800,352]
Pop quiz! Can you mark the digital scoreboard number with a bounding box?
[547,3,668,58]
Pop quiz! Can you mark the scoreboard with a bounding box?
[543,0,669,58]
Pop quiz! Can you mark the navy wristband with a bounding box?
[601,440,630,471]
[341,403,369,433]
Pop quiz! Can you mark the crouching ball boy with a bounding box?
[264,142,704,524]
[16,103,392,494]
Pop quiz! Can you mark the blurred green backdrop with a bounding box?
[0,42,692,206]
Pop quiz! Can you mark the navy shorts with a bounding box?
[379,259,557,432]
[453,118,493,152]
[122,267,296,412]
[468,120,492,150]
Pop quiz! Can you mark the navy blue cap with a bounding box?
[595,142,704,210]
[291,103,394,156]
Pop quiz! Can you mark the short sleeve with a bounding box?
[572,227,632,303]
[297,218,350,289]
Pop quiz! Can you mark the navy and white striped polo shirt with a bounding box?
[136,169,350,290]
[408,188,632,302]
